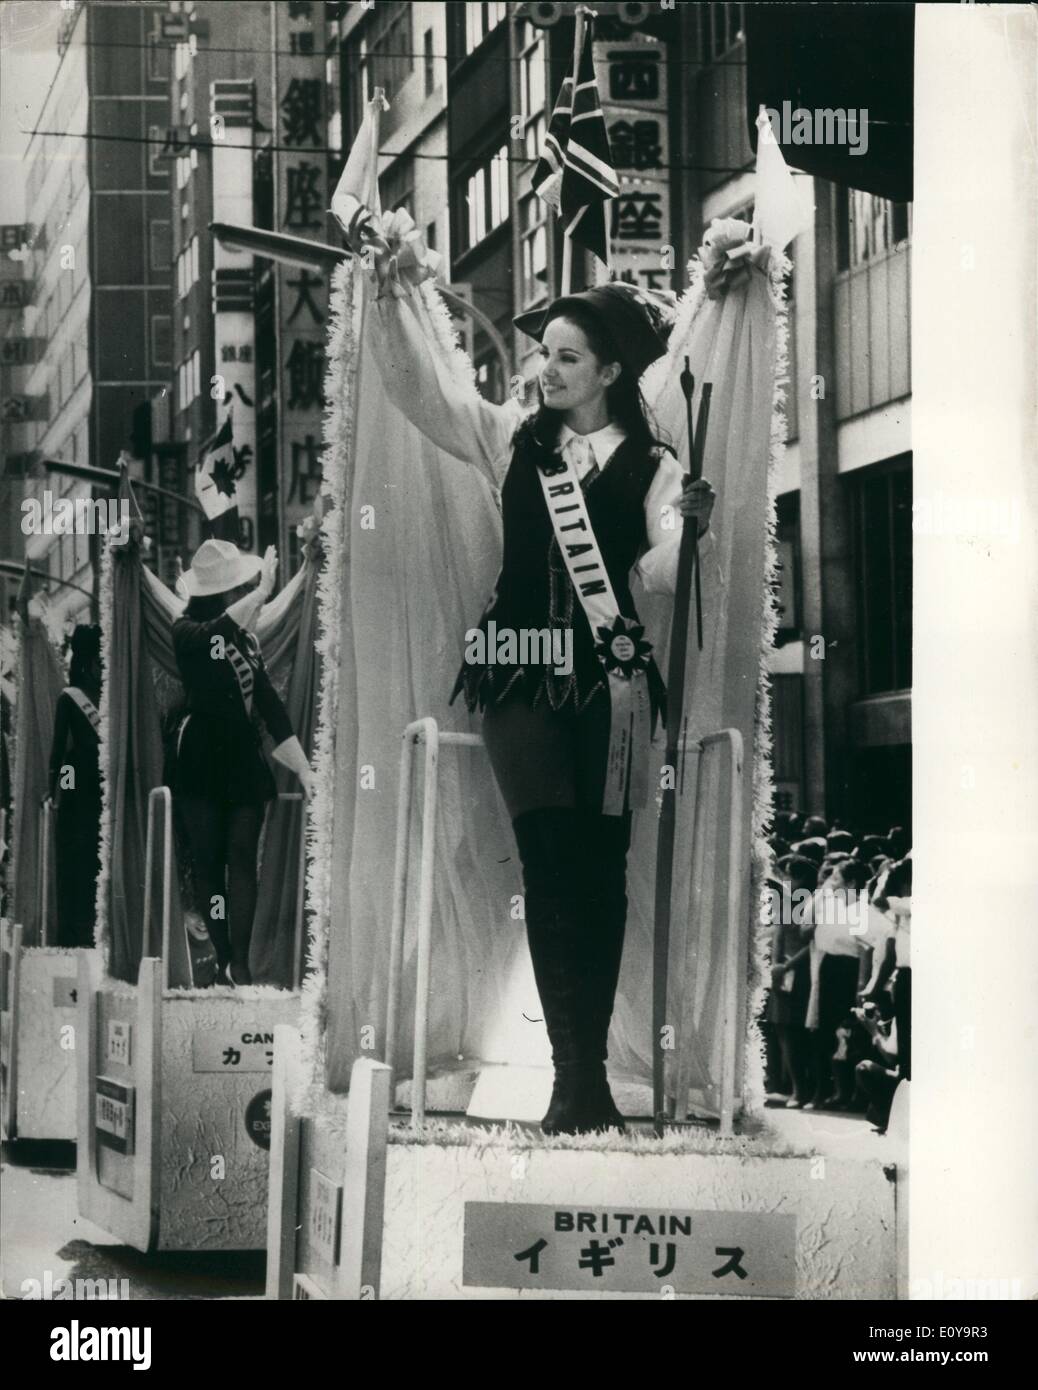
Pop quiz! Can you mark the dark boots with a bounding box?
[513,807,630,1136]
[578,811,632,1131]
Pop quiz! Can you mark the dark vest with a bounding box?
[451,421,670,717]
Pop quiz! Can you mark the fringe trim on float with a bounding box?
[745,243,793,1118]
[656,237,791,1123]
[164,985,293,1000]
[296,266,493,1120]
[387,1116,813,1159]
[418,279,479,395]
[94,537,116,977]
[295,256,357,1117]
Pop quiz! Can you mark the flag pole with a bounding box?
[559,7,588,296]
[652,368,713,1136]
[368,88,386,210]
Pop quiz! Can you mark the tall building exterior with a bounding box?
[678,3,911,831]
[13,0,175,624]
[160,0,338,576]
[333,1,911,831]
[1,242,33,617]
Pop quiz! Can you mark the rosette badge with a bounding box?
[595,615,652,679]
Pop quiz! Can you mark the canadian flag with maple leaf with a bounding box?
[195,411,246,535]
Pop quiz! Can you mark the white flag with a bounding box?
[330,90,388,249]
[753,105,810,251]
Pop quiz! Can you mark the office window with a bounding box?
[519,23,547,162]
[190,235,199,287]
[148,33,171,84]
[190,349,201,404]
[852,458,912,695]
[151,314,172,367]
[489,145,508,228]
[462,145,509,253]
[467,168,486,249]
[465,2,507,53]
[520,192,548,308]
[699,3,745,61]
[150,220,172,272]
[774,492,801,641]
[363,2,412,103]
[836,188,912,272]
[380,157,415,218]
[424,28,436,96]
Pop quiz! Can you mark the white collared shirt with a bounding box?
[557,421,686,595]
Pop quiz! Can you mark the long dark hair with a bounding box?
[68,624,101,694]
[523,302,669,456]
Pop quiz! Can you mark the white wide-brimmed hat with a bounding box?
[180,539,263,597]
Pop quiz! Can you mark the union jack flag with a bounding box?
[532,24,619,265]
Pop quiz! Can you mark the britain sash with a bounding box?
[63,686,101,735]
[535,451,653,814]
[225,636,255,716]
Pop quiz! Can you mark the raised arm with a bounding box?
[367,278,522,490]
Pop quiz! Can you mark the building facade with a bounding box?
[680,2,911,832]
[10,0,176,624]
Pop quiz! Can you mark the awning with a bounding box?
[746,2,913,202]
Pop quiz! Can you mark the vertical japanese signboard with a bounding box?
[273,0,329,569]
[210,79,259,551]
[594,37,673,292]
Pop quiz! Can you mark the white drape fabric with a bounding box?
[312,228,784,1114]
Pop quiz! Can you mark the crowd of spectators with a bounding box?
[761,811,912,1133]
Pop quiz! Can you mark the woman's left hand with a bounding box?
[680,476,716,537]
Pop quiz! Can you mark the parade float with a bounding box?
[74,485,318,1252]
[242,66,902,1298]
[1,573,88,1144]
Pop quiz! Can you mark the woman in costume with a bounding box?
[46,624,103,947]
[166,540,314,986]
[363,256,715,1133]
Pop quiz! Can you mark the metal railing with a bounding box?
[37,799,55,947]
[385,718,483,1126]
[667,728,744,1136]
[384,716,746,1136]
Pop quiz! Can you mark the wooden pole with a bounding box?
[368,88,385,211]
[652,367,712,1134]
